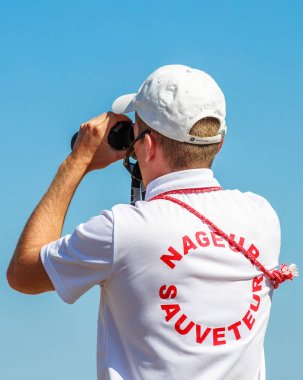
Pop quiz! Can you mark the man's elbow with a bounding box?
[7,263,23,293]
[7,260,44,295]
[7,263,30,294]
[6,263,16,290]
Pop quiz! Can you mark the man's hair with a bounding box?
[136,113,221,169]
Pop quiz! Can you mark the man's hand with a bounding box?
[7,111,131,295]
[71,112,132,173]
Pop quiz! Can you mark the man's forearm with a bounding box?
[7,155,87,293]
[7,112,129,294]
[25,155,87,244]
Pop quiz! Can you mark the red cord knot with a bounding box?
[271,264,299,289]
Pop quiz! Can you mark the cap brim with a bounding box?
[112,93,137,114]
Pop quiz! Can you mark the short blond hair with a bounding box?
[136,114,221,169]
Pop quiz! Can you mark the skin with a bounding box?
[133,121,172,187]
[7,111,224,294]
[6,112,171,294]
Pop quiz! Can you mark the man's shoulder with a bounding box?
[221,189,280,225]
[111,191,276,213]
[110,190,280,229]
[241,190,278,213]
[112,200,149,212]
[222,188,276,207]
[111,200,155,220]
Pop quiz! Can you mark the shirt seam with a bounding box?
[103,209,116,284]
[40,245,75,304]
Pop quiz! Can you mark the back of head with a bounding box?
[112,64,227,169]
[136,113,221,169]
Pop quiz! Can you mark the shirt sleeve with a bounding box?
[40,210,114,304]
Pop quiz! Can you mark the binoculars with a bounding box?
[70,121,134,151]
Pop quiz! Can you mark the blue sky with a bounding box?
[1,1,302,379]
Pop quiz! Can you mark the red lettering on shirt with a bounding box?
[211,232,226,248]
[227,321,242,340]
[196,324,211,344]
[243,310,255,330]
[183,235,198,255]
[247,244,259,258]
[158,249,265,344]
[195,231,210,247]
[228,234,245,252]
[252,275,263,292]
[213,327,226,345]
[175,314,195,335]
[159,285,177,300]
[160,304,181,321]
[250,294,261,312]
[160,246,183,269]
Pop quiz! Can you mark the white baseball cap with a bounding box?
[112,64,227,145]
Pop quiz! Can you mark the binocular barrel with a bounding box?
[70,121,134,151]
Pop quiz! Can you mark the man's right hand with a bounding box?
[71,111,132,173]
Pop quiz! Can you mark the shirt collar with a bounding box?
[145,168,220,201]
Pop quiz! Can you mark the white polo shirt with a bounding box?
[41,169,280,380]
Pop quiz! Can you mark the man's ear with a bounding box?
[143,132,156,162]
[217,139,224,153]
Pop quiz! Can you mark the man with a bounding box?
[7,65,296,380]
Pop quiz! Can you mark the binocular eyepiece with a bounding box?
[70,121,134,151]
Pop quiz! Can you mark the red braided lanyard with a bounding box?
[150,187,292,289]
